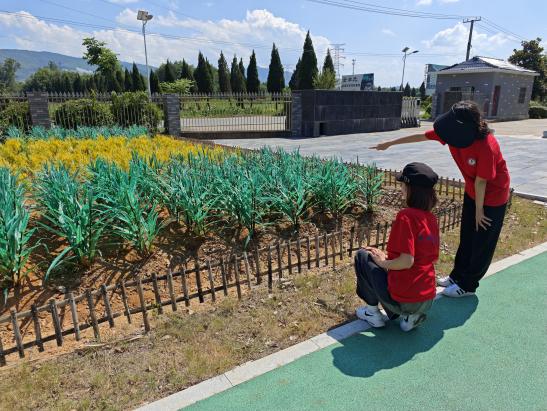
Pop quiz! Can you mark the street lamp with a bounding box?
[137,10,153,97]
[400,47,419,92]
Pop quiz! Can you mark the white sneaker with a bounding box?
[400,313,427,332]
[356,306,386,328]
[442,283,475,298]
[436,276,455,287]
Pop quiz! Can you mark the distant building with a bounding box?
[432,56,538,121]
[424,64,448,96]
[340,73,374,91]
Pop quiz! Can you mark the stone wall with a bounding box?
[293,90,403,137]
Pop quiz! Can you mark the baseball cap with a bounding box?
[396,162,439,188]
[433,104,477,148]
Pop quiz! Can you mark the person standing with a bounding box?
[370,101,510,297]
[355,162,439,332]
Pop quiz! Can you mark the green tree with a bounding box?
[194,52,214,93]
[230,55,246,92]
[246,50,260,93]
[217,51,231,93]
[131,63,145,91]
[404,82,411,97]
[322,49,335,75]
[298,31,318,90]
[377,86,382,92]
[313,69,336,89]
[239,58,246,83]
[267,43,285,93]
[419,81,426,99]
[0,58,21,91]
[164,60,177,83]
[411,87,417,97]
[73,74,83,93]
[289,58,302,90]
[124,68,133,92]
[149,70,160,94]
[160,78,193,94]
[82,37,119,74]
[508,38,546,101]
[116,69,125,92]
[180,59,194,81]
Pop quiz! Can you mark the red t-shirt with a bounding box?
[425,130,510,206]
[386,208,439,303]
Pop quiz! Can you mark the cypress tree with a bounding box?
[218,51,231,93]
[194,52,214,93]
[298,31,318,90]
[73,74,83,93]
[239,58,246,82]
[404,82,411,97]
[230,55,246,93]
[411,87,417,97]
[267,43,285,93]
[322,49,335,75]
[132,63,144,91]
[180,59,194,81]
[124,68,133,92]
[150,70,160,94]
[63,74,73,92]
[87,76,97,92]
[419,81,426,99]
[164,60,176,83]
[246,50,260,93]
[377,86,381,91]
[116,69,124,91]
[289,58,302,90]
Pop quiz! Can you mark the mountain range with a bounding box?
[0,49,292,84]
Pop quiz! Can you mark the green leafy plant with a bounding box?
[53,98,114,129]
[0,101,31,136]
[110,92,162,131]
[356,164,384,212]
[0,168,39,292]
[34,164,110,280]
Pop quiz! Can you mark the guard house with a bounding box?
[431,56,538,121]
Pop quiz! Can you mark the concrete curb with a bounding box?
[135,242,547,411]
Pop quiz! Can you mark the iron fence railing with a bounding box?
[401,97,420,127]
[180,92,292,133]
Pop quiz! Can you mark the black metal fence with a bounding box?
[180,92,292,133]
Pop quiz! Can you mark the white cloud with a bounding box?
[422,22,510,58]
[439,0,460,3]
[0,9,331,70]
[381,29,396,37]
[416,0,433,6]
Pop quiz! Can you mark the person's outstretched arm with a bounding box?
[369,133,428,151]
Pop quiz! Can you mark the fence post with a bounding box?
[26,92,51,129]
[291,91,302,137]
[162,93,181,136]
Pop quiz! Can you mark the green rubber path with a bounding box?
[185,252,547,411]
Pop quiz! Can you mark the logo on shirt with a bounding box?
[467,158,477,166]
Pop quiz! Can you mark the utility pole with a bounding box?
[330,43,346,82]
[352,59,356,75]
[463,17,481,61]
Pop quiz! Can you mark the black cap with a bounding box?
[433,104,477,148]
[396,162,439,188]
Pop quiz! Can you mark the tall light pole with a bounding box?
[352,58,356,75]
[400,47,419,91]
[137,10,153,97]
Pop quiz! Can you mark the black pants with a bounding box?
[354,250,400,319]
[450,193,507,292]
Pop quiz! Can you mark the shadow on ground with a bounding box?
[331,295,479,378]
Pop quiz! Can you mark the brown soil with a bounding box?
[0,187,459,365]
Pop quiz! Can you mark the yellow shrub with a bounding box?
[0,135,232,179]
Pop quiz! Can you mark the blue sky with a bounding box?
[0,0,545,86]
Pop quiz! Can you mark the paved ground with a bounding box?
[185,251,547,411]
[216,119,547,198]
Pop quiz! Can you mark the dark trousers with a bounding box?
[354,250,399,319]
[450,193,507,292]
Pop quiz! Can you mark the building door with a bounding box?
[442,91,462,113]
[491,86,501,117]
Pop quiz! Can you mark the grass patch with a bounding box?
[0,196,545,411]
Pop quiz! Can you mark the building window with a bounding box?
[518,87,526,104]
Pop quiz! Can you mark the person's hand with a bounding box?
[475,207,492,231]
[369,142,391,151]
[365,247,387,267]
